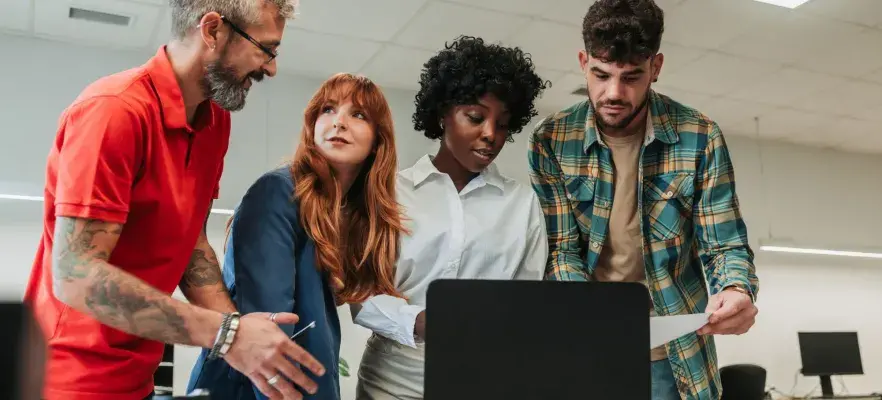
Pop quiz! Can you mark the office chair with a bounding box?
[720,364,767,400]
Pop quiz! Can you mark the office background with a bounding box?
[0,0,880,398]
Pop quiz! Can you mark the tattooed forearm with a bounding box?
[83,265,191,344]
[179,235,236,312]
[52,217,217,347]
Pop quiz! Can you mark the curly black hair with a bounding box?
[412,36,550,141]
[582,0,664,64]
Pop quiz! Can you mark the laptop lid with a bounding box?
[424,280,650,400]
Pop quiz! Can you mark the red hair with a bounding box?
[290,73,405,304]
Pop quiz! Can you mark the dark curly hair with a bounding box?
[412,35,550,141]
[582,0,664,64]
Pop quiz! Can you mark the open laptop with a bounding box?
[424,280,650,400]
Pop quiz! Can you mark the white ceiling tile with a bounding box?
[753,108,838,145]
[507,20,582,73]
[392,2,530,51]
[275,29,382,79]
[540,0,684,26]
[658,41,707,76]
[865,68,882,84]
[34,0,162,48]
[536,72,588,113]
[798,0,882,28]
[790,79,882,119]
[759,108,835,138]
[718,13,821,66]
[850,104,882,123]
[726,68,849,107]
[723,14,882,78]
[0,0,31,32]
[358,45,435,91]
[660,52,781,96]
[540,0,596,26]
[536,68,569,89]
[793,24,882,78]
[287,0,427,42]
[833,117,881,143]
[652,85,714,110]
[831,132,882,155]
[151,6,172,48]
[445,0,555,17]
[546,72,586,97]
[663,0,791,49]
[698,97,772,134]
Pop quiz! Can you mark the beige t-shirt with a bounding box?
[595,119,668,361]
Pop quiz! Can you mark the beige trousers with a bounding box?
[355,334,426,400]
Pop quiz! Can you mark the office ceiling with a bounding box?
[1,0,881,153]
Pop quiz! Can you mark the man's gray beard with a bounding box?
[203,59,249,112]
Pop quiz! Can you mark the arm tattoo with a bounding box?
[53,219,120,285]
[180,248,222,289]
[178,202,236,312]
[52,217,193,345]
[179,238,235,312]
[182,199,224,288]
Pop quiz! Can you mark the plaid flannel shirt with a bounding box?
[527,90,759,400]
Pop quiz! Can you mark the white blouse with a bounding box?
[352,154,548,347]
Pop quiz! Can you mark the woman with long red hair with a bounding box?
[187,73,405,400]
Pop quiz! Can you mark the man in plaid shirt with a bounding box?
[527,0,759,399]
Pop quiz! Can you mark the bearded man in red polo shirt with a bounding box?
[23,1,327,399]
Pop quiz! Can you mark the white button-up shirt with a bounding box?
[352,154,548,347]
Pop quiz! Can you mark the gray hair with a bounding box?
[169,0,299,39]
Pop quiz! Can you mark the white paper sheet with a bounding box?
[650,313,711,349]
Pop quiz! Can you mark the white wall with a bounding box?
[1,34,880,398]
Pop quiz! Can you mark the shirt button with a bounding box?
[591,242,600,249]
[567,192,574,200]
[663,191,674,199]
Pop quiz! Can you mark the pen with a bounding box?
[290,320,316,340]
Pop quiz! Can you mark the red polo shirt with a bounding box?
[23,46,231,400]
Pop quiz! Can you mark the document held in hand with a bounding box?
[650,313,711,348]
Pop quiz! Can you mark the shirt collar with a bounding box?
[583,90,679,152]
[410,154,506,193]
[145,45,215,132]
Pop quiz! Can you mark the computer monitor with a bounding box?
[797,331,863,397]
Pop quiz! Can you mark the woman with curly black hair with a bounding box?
[350,35,550,400]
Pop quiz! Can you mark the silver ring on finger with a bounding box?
[267,374,281,386]
[270,312,278,323]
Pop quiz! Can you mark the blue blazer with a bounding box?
[187,167,341,400]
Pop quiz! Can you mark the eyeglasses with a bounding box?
[218,16,278,62]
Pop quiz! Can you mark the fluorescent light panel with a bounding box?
[0,194,234,215]
[760,245,882,259]
[752,0,811,9]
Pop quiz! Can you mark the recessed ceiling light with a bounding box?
[752,0,812,9]
[68,7,131,26]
